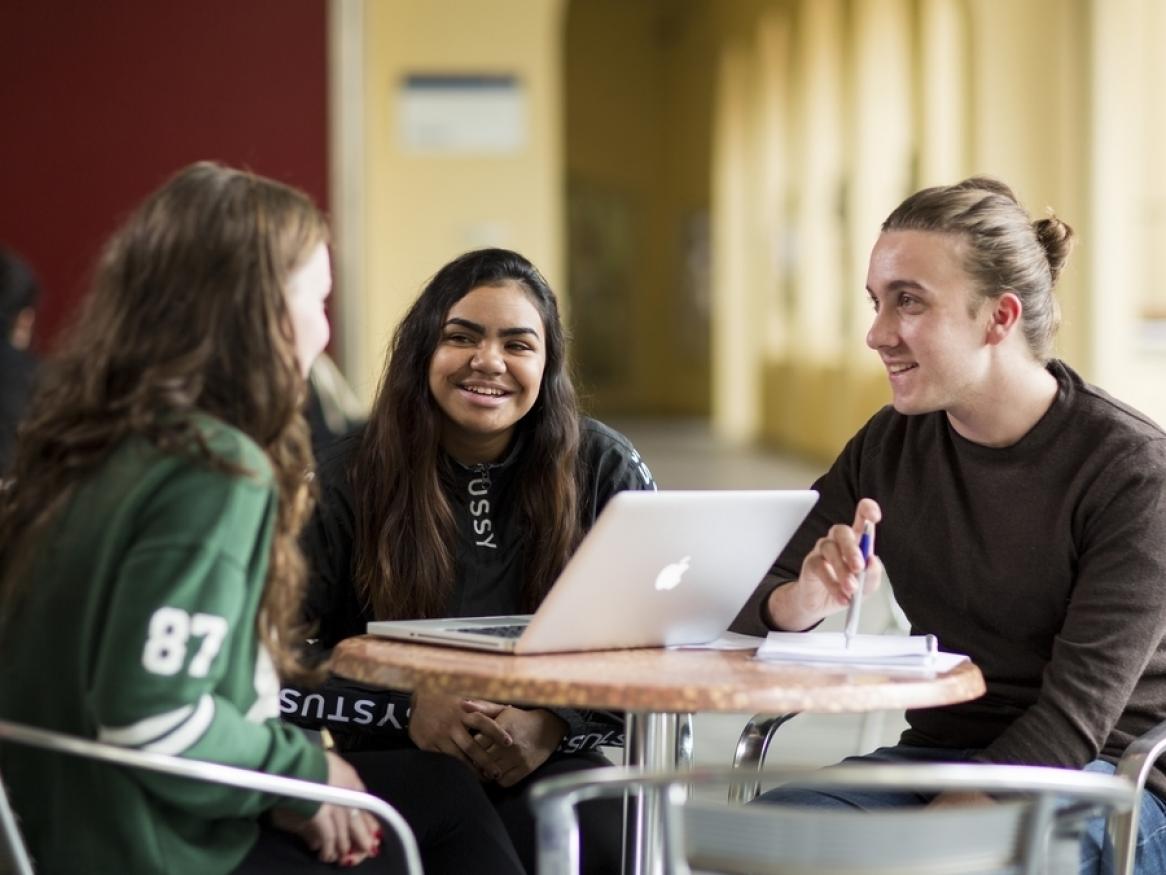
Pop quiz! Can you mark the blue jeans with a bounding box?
[754,745,1166,874]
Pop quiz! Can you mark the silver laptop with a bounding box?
[366,489,818,655]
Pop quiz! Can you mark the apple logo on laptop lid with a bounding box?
[654,555,691,591]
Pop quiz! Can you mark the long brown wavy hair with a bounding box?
[0,161,326,682]
[351,248,582,620]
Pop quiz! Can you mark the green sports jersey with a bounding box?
[0,416,327,874]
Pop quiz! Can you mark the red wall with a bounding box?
[0,0,329,349]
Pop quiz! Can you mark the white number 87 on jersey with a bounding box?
[141,606,229,678]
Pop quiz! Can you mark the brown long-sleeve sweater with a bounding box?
[736,361,1166,798]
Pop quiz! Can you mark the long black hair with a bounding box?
[351,248,582,619]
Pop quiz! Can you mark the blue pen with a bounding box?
[843,521,876,649]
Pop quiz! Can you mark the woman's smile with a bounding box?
[428,281,547,463]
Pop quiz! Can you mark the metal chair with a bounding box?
[531,761,1139,875]
[727,709,1166,875]
[728,587,914,804]
[728,712,799,803]
[1112,719,1166,875]
[0,718,421,875]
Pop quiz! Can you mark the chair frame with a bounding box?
[728,712,797,803]
[0,718,422,875]
[731,712,1166,875]
[530,761,1138,875]
[1112,719,1166,875]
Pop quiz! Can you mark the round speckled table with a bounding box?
[331,635,984,715]
[331,636,985,875]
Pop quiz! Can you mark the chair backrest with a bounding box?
[685,797,1031,874]
[0,766,34,875]
[1112,717,1166,875]
[530,761,1138,875]
[0,718,421,875]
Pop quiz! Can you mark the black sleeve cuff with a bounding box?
[280,676,413,740]
[545,708,626,753]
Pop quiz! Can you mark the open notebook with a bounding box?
[756,632,969,673]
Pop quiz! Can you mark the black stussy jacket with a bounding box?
[281,417,656,752]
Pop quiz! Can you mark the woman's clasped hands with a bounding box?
[270,751,383,867]
[408,690,567,786]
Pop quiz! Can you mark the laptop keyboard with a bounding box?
[453,624,527,639]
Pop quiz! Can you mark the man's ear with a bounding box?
[985,291,1022,346]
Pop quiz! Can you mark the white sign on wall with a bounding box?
[398,74,527,155]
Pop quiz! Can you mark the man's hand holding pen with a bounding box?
[764,497,884,634]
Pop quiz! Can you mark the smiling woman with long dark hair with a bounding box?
[289,247,655,874]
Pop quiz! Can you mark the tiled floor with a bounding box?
[606,418,909,778]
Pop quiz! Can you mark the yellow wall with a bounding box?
[563,0,717,417]
[965,0,1091,368]
[713,0,901,456]
[341,0,566,401]
[1089,0,1166,421]
[332,0,1166,444]
[706,0,1143,462]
